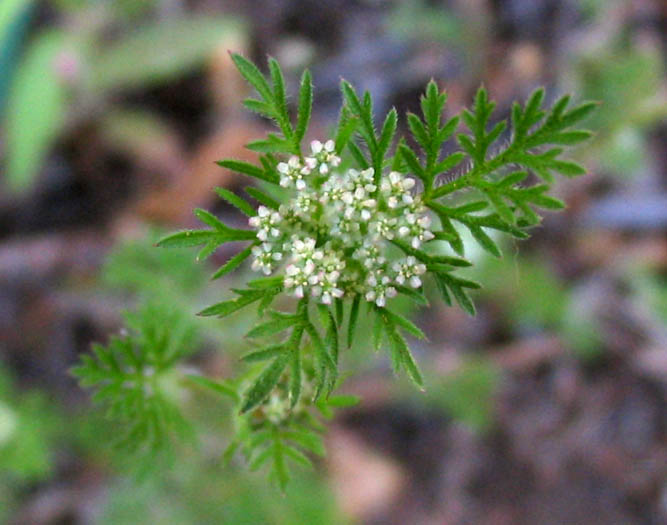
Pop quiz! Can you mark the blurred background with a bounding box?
[0,0,666,523]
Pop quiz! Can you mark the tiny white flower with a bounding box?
[311,140,323,154]
[361,168,375,181]
[308,139,341,175]
[277,156,309,189]
[393,256,427,289]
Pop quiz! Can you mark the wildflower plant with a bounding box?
[74,54,595,488]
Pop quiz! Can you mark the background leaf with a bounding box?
[89,16,245,92]
[5,30,69,193]
[0,0,35,116]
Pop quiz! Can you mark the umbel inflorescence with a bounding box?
[249,139,429,308]
[73,53,595,489]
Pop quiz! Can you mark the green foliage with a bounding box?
[387,1,462,46]
[0,0,32,45]
[427,357,501,433]
[0,368,62,482]
[77,54,593,488]
[231,52,313,156]
[475,253,605,361]
[71,304,198,458]
[187,350,356,491]
[221,382,357,491]
[99,459,346,524]
[0,0,34,114]
[2,5,245,193]
[574,44,665,177]
[5,30,68,193]
[103,231,209,300]
[89,16,245,92]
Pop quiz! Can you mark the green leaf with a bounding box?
[245,186,280,209]
[272,439,290,490]
[215,187,257,217]
[378,108,397,159]
[247,275,284,289]
[468,225,501,257]
[197,289,266,317]
[436,274,476,315]
[334,111,359,154]
[193,208,226,229]
[434,152,465,174]
[241,344,285,363]
[347,295,361,348]
[407,112,429,149]
[231,52,273,102]
[0,1,35,115]
[268,57,292,138]
[398,144,426,181]
[551,159,586,177]
[249,444,273,471]
[295,69,312,144]
[246,316,301,339]
[6,30,68,193]
[382,309,426,340]
[305,323,336,399]
[325,395,361,408]
[185,375,239,402]
[371,313,384,352]
[324,309,339,365]
[243,97,275,118]
[382,316,424,389]
[283,444,313,469]
[347,140,370,169]
[289,344,302,409]
[283,429,325,456]
[340,80,378,161]
[0,0,33,45]
[486,192,515,224]
[212,244,255,280]
[196,241,218,261]
[156,228,256,248]
[217,159,279,184]
[246,134,293,154]
[328,302,341,332]
[394,285,429,306]
[422,79,445,132]
[240,353,290,413]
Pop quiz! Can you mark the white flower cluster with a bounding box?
[248,140,432,307]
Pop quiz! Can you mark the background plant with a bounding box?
[1,0,244,193]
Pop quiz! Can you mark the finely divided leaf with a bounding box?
[240,353,290,413]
